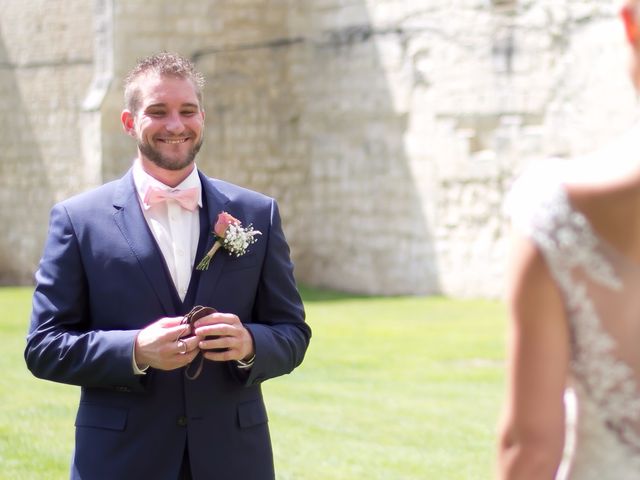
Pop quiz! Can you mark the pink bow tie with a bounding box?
[144,186,199,211]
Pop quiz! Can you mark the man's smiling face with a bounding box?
[124,73,205,173]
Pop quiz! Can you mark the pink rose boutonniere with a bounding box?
[196,211,262,271]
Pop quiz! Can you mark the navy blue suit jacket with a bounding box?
[26,169,311,480]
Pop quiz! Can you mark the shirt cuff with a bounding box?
[132,342,149,375]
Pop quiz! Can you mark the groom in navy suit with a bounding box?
[25,52,311,480]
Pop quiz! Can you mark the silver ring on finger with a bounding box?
[177,339,187,355]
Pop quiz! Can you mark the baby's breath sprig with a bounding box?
[196,212,261,271]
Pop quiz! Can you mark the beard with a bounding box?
[137,136,204,171]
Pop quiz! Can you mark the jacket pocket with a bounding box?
[237,398,268,429]
[75,403,128,431]
[223,253,260,273]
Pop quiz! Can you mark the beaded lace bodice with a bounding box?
[507,164,640,479]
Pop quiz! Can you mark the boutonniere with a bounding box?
[196,211,262,271]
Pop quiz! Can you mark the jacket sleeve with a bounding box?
[25,203,146,392]
[241,200,311,386]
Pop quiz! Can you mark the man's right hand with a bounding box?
[134,317,200,371]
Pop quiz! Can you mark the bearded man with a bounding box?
[26,52,311,480]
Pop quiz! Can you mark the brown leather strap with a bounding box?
[180,305,217,380]
[184,355,205,380]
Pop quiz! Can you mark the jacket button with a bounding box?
[177,416,188,427]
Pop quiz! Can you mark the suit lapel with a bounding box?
[194,173,230,303]
[112,169,176,314]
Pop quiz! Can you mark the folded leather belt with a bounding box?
[180,305,226,380]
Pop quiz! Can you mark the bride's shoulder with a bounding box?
[505,128,640,238]
[563,133,640,260]
[564,130,640,212]
[504,157,568,233]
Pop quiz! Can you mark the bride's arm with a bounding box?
[496,231,570,480]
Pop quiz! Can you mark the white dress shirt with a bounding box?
[130,161,254,373]
[132,159,202,301]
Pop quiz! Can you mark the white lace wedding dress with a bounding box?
[507,160,640,479]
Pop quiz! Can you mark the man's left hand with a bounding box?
[193,312,255,362]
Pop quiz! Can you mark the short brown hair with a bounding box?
[123,52,205,113]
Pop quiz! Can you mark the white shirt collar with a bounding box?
[132,159,203,210]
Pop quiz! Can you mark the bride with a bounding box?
[497,2,640,479]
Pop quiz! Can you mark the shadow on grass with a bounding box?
[298,285,373,303]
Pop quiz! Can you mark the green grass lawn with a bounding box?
[0,287,507,479]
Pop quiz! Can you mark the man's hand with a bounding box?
[135,317,201,370]
[193,312,255,362]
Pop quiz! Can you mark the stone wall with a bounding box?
[290,0,636,296]
[0,0,94,283]
[1,0,637,297]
